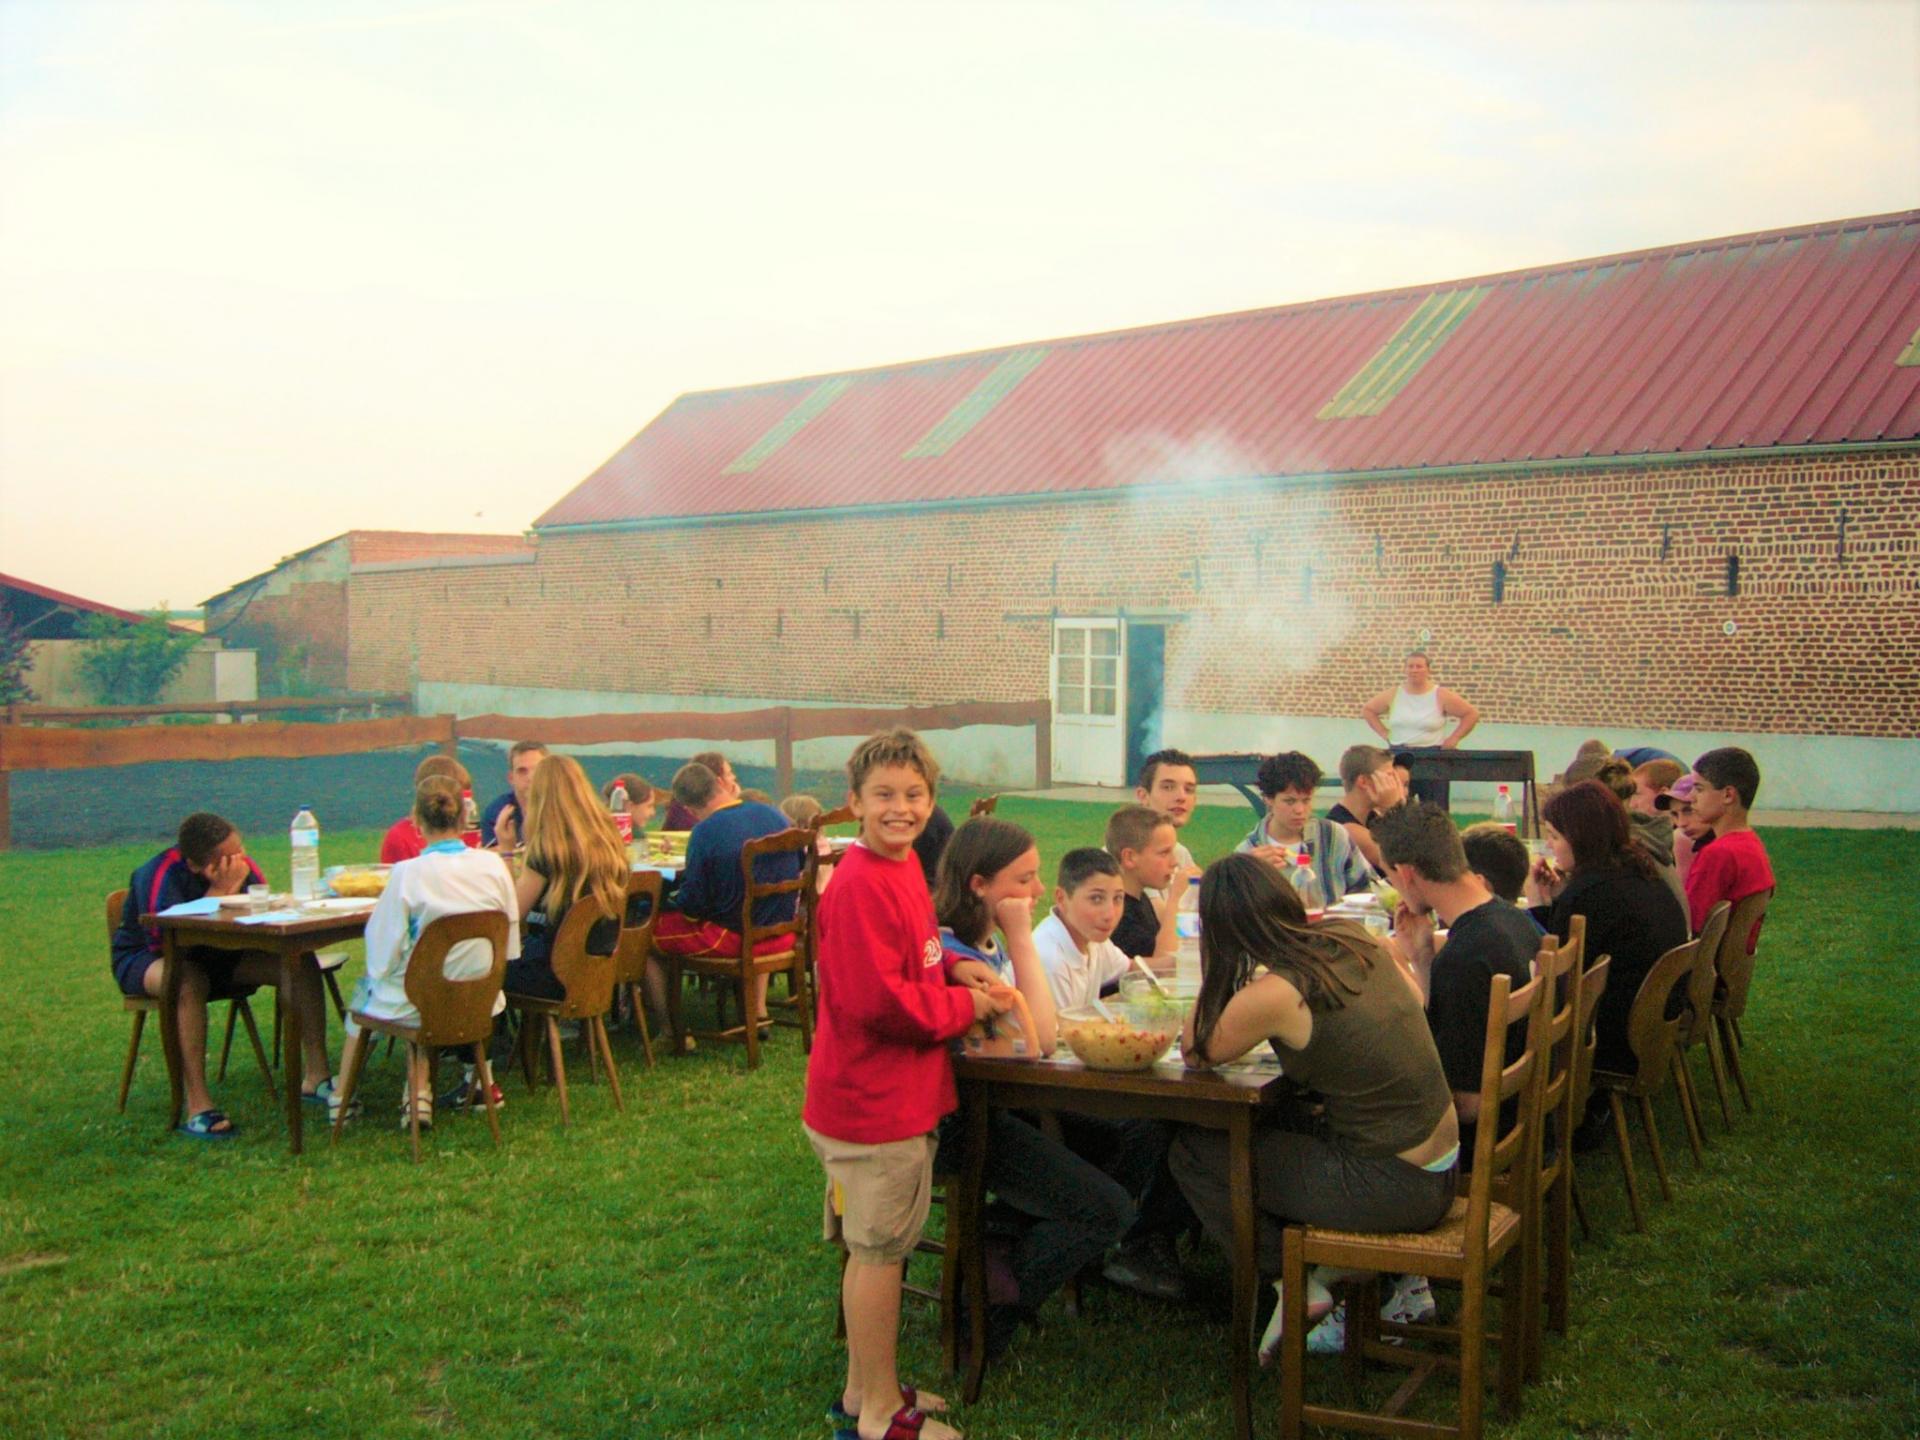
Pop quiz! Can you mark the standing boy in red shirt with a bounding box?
[1683,746,1776,941]
[805,730,1007,1440]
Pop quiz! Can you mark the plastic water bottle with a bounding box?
[461,787,480,834]
[1174,909,1202,993]
[1290,851,1325,915]
[609,781,632,843]
[1493,784,1515,833]
[290,806,321,900]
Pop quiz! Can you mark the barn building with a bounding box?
[337,211,1920,812]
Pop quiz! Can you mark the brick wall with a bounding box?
[348,448,1918,740]
[206,537,352,692]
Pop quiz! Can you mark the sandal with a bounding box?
[177,1108,236,1141]
[833,1405,939,1440]
[827,1384,941,1426]
[398,1095,434,1133]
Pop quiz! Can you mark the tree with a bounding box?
[77,609,201,706]
[0,602,32,706]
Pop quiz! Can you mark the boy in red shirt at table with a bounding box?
[379,755,478,863]
[1683,746,1775,943]
[805,730,1006,1440]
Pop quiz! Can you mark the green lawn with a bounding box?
[1,796,1915,1439]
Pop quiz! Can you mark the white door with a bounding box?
[1050,618,1126,785]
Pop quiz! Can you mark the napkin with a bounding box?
[235,909,306,925]
[157,897,222,917]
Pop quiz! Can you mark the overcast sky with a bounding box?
[1,0,1915,609]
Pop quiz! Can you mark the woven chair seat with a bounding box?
[1306,1196,1521,1263]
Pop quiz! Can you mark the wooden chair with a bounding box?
[1279,972,1548,1440]
[1521,918,1586,1380]
[507,899,624,1127]
[664,827,814,1070]
[1707,887,1773,1124]
[1669,902,1732,1162]
[330,912,509,1162]
[1566,955,1611,1242]
[107,889,275,1112]
[1588,937,1701,1232]
[611,870,663,1068]
[968,795,1000,818]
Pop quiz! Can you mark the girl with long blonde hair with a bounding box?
[505,755,628,1000]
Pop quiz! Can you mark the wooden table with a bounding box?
[148,905,372,1154]
[950,1052,1289,1440]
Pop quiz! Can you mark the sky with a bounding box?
[1,0,1915,610]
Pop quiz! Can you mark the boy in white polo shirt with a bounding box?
[1033,848,1133,1011]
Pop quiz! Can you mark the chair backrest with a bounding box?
[1711,886,1773,1021]
[1621,936,1700,1093]
[401,911,510,1049]
[814,804,855,829]
[1534,916,1586,1171]
[969,795,1000,819]
[1460,971,1549,1262]
[547,892,621,1019]
[1569,955,1612,1120]
[1678,901,1731,1048]
[106,888,128,940]
[738,826,814,958]
[613,869,664,986]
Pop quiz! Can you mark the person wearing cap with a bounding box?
[1361,652,1478,810]
[1655,773,1713,889]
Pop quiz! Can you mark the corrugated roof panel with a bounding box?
[533,209,1920,529]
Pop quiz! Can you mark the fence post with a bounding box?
[440,714,460,761]
[1032,700,1051,790]
[774,708,795,798]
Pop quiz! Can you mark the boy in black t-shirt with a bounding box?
[1104,804,1185,962]
[1374,803,1538,1154]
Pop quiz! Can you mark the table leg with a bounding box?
[959,1083,990,1404]
[1228,1109,1257,1440]
[281,949,306,1155]
[160,931,185,1133]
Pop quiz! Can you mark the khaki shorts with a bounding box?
[805,1125,936,1266]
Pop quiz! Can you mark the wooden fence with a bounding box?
[0,699,1051,849]
[3,694,411,725]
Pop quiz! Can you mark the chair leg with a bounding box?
[518,1014,539,1092]
[322,969,347,1023]
[1497,1244,1525,1419]
[794,959,814,1056]
[119,1010,148,1112]
[1671,1055,1706,1166]
[1572,1178,1592,1241]
[545,1016,571,1127]
[1638,1093,1673,1203]
[664,956,689,1057]
[595,1019,624,1112]
[1457,1256,1488,1440]
[585,1018,601,1083]
[1342,1275,1379,1395]
[1704,1022,1736,1131]
[472,1043,502,1147]
[218,1001,239,1081]
[1731,1016,1745,1048]
[741,969,762,1070]
[1609,1092,1646,1233]
[937,1210,959,1371]
[627,982,656,1068]
[1546,1170,1571,1338]
[331,1028,371,1145]
[236,1000,277,1101]
[1719,1014,1753,1113]
[405,1042,423,1164]
[1279,1229,1308,1440]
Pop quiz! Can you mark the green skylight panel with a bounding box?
[1318,287,1490,420]
[1897,324,1920,367]
[723,377,854,473]
[904,348,1048,458]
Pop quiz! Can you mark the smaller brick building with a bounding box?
[203,531,531,694]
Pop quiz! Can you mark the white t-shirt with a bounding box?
[1034,911,1133,1013]
[353,845,521,1026]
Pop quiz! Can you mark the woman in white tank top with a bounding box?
[1361,653,1480,807]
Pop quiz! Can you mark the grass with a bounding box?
[1,794,1915,1439]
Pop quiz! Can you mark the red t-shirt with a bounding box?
[1683,827,1774,939]
[378,819,480,865]
[802,842,975,1145]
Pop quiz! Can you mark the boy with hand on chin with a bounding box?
[1105,805,1186,963]
[805,730,1007,1440]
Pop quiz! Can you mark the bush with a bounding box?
[0,602,31,705]
[77,609,200,706]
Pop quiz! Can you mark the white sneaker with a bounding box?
[1306,1302,1348,1355]
[1382,1274,1437,1325]
[1257,1273,1337,1367]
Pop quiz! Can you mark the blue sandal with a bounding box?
[178,1109,236,1140]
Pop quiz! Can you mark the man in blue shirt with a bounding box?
[650,761,803,1031]
[111,812,336,1138]
[480,740,548,849]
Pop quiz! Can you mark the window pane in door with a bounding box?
[1091,628,1119,656]
[1089,685,1117,716]
[1091,657,1118,688]
[1058,654,1085,689]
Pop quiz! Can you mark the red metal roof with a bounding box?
[536,210,1920,529]
[345,531,533,566]
[0,572,183,631]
